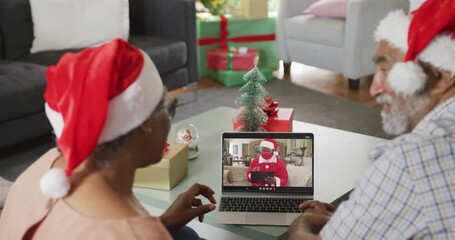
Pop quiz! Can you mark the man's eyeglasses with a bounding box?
[154,88,178,120]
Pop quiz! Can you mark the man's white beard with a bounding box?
[377,93,428,135]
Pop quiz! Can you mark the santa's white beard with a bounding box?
[377,93,428,135]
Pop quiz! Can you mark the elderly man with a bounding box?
[288,0,455,239]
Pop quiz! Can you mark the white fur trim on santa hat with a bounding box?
[388,61,427,95]
[260,140,275,150]
[45,103,64,138]
[374,10,409,52]
[40,168,70,199]
[418,34,455,75]
[46,51,163,144]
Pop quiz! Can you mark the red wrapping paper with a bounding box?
[233,107,294,132]
[207,48,258,70]
[264,108,294,132]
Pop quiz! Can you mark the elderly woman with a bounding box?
[0,39,216,239]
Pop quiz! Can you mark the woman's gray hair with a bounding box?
[92,131,134,169]
[54,130,134,169]
[92,108,163,169]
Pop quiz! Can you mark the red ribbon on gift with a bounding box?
[198,15,276,48]
[220,15,229,49]
[262,98,279,116]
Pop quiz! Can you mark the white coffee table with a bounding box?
[134,106,386,240]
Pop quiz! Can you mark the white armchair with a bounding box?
[277,0,409,90]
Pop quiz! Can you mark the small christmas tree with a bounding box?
[235,67,268,131]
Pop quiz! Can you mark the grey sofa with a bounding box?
[277,0,408,90]
[0,0,198,149]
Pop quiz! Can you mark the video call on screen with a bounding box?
[222,137,313,188]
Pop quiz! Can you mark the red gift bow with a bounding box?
[198,15,276,49]
[262,98,279,116]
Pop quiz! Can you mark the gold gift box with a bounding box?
[134,142,188,190]
[240,0,268,20]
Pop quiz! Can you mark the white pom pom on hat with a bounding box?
[387,62,427,95]
[40,169,70,199]
[41,39,163,199]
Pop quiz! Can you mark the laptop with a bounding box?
[216,132,314,226]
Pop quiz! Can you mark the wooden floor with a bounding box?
[170,62,379,109]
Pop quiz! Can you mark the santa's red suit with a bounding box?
[247,155,288,187]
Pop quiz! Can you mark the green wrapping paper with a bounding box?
[197,15,279,77]
[208,67,274,87]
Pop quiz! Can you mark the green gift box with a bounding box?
[197,14,279,77]
[208,67,274,87]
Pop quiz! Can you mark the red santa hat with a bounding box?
[260,138,279,155]
[374,0,455,95]
[260,138,277,150]
[40,38,164,199]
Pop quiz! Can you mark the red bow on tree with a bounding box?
[262,98,279,116]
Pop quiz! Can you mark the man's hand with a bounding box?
[298,200,336,214]
[288,200,336,240]
[160,183,217,231]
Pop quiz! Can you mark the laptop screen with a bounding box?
[221,132,314,195]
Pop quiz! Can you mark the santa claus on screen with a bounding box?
[247,139,288,187]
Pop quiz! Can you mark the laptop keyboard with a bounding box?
[219,197,311,213]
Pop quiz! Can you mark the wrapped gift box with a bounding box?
[197,14,279,77]
[207,48,258,71]
[240,0,268,20]
[265,108,294,132]
[134,142,188,190]
[233,107,294,132]
[208,67,273,87]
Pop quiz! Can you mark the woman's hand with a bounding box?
[288,200,336,240]
[160,183,216,230]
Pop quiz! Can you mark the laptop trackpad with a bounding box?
[246,213,286,225]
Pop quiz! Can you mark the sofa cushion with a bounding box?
[0,33,4,59]
[223,165,249,186]
[285,15,345,48]
[286,165,312,187]
[18,49,81,66]
[129,35,187,75]
[0,61,47,122]
[161,68,189,91]
[304,0,349,19]
[29,0,129,53]
[19,36,188,75]
[0,0,34,60]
